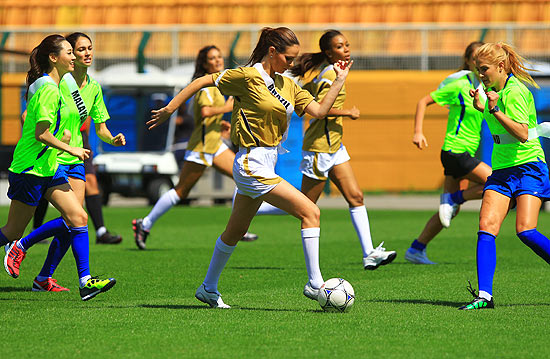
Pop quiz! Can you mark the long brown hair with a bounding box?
[246,27,299,66]
[290,30,343,77]
[25,34,66,100]
[461,41,484,71]
[192,45,220,80]
[474,42,539,88]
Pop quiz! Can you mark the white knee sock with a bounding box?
[256,202,287,215]
[349,205,374,257]
[143,188,181,230]
[203,236,236,293]
[301,227,323,289]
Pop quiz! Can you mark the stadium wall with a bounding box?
[1,70,451,192]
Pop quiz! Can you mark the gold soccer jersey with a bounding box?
[187,87,225,154]
[212,64,314,148]
[302,64,346,154]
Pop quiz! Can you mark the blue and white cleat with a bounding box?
[405,247,436,265]
[195,284,230,308]
[303,282,320,301]
[439,193,458,228]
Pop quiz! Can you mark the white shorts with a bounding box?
[233,147,283,199]
[300,145,351,181]
[184,142,229,167]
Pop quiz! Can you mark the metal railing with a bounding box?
[1,23,550,72]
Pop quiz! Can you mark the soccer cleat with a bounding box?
[303,282,320,301]
[32,277,70,292]
[363,242,397,270]
[404,247,436,265]
[132,219,149,250]
[96,231,122,244]
[4,241,26,278]
[195,284,230,308]
[458,281,494,310]
[79,277,116,301]
[439,193,459,228]
[241,232,259,242]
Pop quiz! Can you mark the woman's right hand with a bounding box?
[223,96,234,112]
[68,147,91,161]
[148,106,174,130]
[469,88,484,112]
[413,132,428,149]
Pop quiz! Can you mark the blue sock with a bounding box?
[517,229,550,264]
[70,226,91,279]
[38,231,72,278]
[0,229,9,246]
[477,231,496,296]
[450,190,465,205]
[411,239,426,251]
[19,217,68,251]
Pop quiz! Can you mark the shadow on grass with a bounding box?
[366,298,465,308]
[0,286,31,293]
[228,266,286,270]
[140,304,308,312]
[124,248,172,252]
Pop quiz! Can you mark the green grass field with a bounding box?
[1,205,549,358]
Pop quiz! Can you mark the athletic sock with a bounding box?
[517,228,550,264]
[450,190,466,205]
[70,226,91,284]
[477,231,496,297]
[37,231,72,279]
[256,201,287,215]
[96,226,107,238]
[411,239,427,251]
[0,229,9,246]
[301,227,323,289]
[143,188,181,231]
[203,236,236,293]
[85,194,104,231]
[35,275,49,282]
[19,217,68,252]
[349,206,374,257]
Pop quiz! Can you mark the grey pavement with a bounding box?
[108,193,482,211]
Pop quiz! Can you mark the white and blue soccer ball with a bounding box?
[318,278,355,312]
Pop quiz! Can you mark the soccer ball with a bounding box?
[318,278,355,312]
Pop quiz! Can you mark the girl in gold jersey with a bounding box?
[148,27,352,308]
[290,30,396,270]
[132,46,257,249]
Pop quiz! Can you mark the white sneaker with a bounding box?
[363,242,397,270]
[195,284,230,308]
[404,247,436,265]
[439,193,459,228]
[303,282,319,301]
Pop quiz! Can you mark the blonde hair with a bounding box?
[474,42,539,89]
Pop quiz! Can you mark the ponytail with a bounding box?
[25,34,66,100]
[474,42,538,89]
[290,29,343,77]
[246,27,299,66]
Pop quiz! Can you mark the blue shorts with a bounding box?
[7,169,68,206]
[484,161,550,200]
[58,163,86,181]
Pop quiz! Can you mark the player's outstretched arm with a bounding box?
[412,94,435,150]
[327,106,360,120]
[305,60,353,119]
[148,75,214,130]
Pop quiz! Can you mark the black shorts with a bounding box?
[82,132,95,176]
[440,150,481,179]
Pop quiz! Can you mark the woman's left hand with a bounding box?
[333,60,353,80]
[486,91,500,111]
[111,133,126,146]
